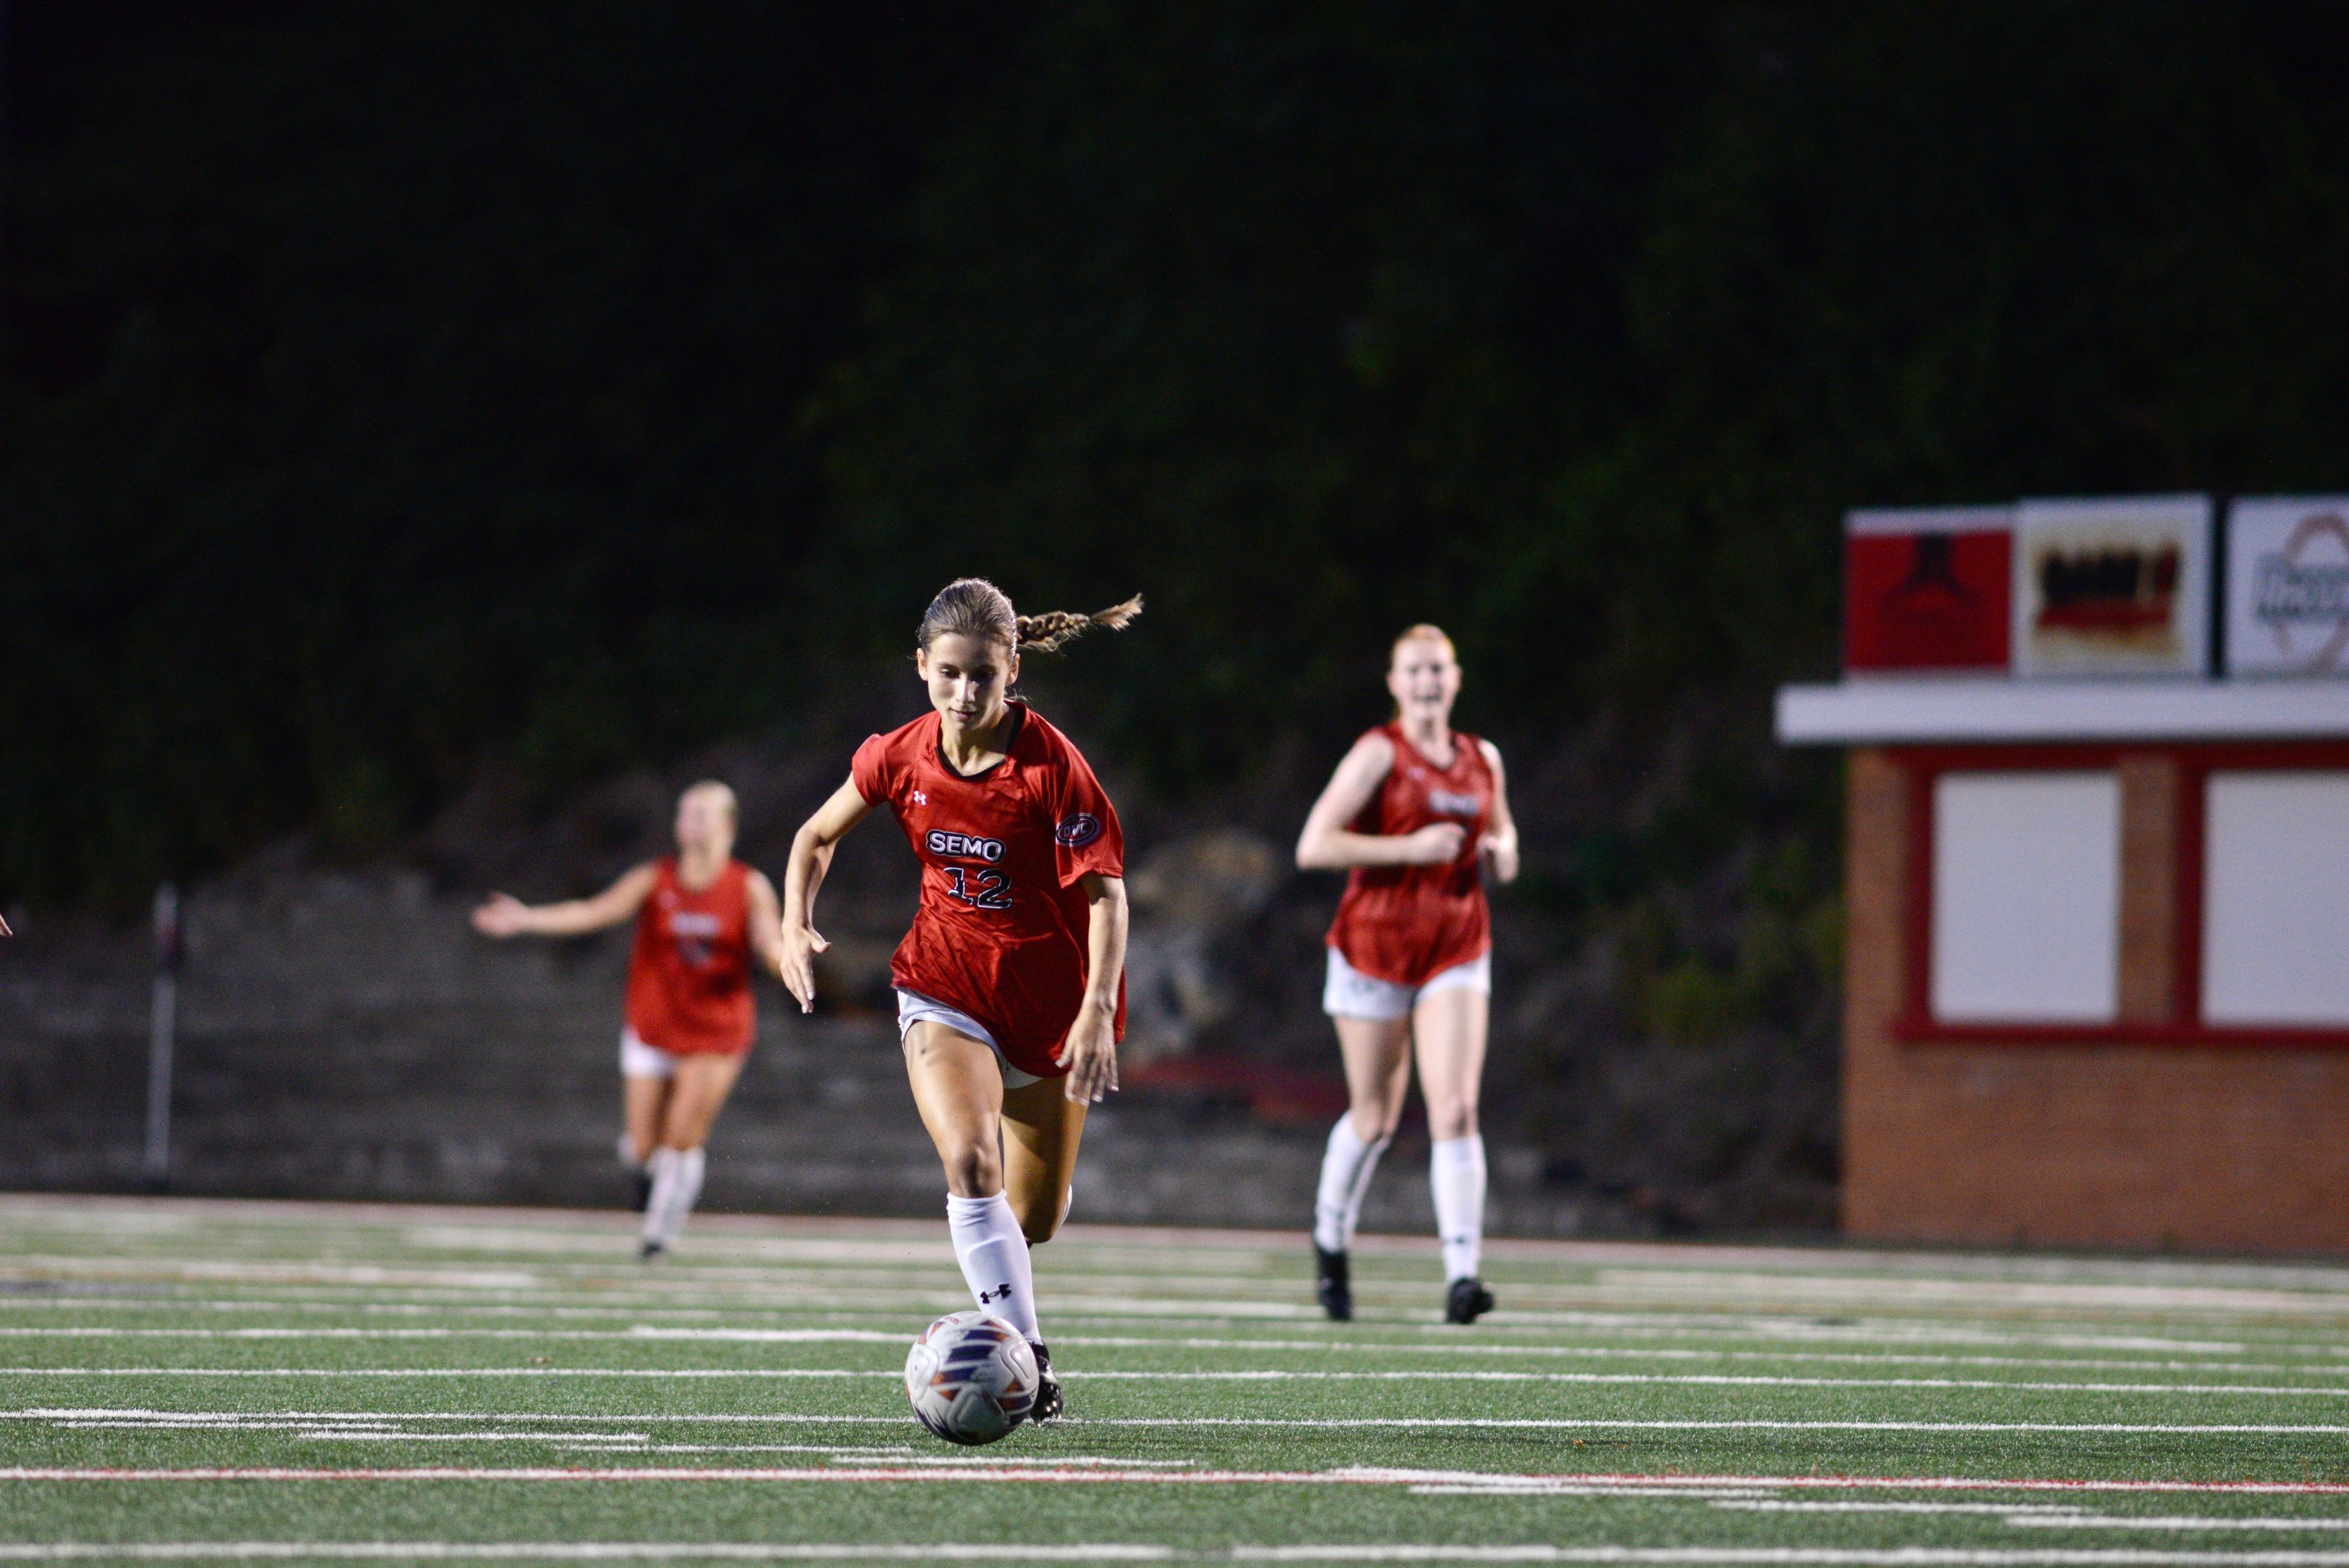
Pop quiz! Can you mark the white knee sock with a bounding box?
[1312,1116,1390,1254]
[1431,1134,1486,1281]
[643,1146,705,1247]
[946,1192,1041,1344]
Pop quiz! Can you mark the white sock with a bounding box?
[1312,1116,1390,1254]
[1431,1134,1486,1282]
[617,1133,644,1169]
[946,1192,1041,1344]
[643,1146,705,1247]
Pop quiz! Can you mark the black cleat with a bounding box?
[1315,1244,1353,1321]
[632,1170,654,1213]
[638,1238,667,1263]
[1029,1342,1063,1424]
[1444,1276,1496,1325]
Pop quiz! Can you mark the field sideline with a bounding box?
[1,1196,2345,1563]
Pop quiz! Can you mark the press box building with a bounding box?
[1778,494,2349,1254]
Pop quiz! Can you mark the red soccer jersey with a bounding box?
[1325,722,1495,987]
[623,858,756,1055]
[852,702,1127,1079]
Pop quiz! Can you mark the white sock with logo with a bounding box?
[1430,1134,1486,1282]
[643,1146,705,1249]
[947,1192,1042,1344]
[1312,1115,1390,1254]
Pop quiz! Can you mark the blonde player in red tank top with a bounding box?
[471,781,788,1258]
[779,578,1139,1425]
[1296,625,1520,1324]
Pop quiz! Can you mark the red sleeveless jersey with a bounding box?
[1325,722,1495,987]
[852,702,1126,1079]
[623,858,756,1055]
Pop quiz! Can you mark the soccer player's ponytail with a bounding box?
[1014,596,1144,653]
[916,578,1143,656]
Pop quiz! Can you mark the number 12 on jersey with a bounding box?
[943,866,1012,910]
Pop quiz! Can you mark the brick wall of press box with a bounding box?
[1840,745,2349,1254]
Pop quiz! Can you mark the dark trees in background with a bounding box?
[8,0,2349,911]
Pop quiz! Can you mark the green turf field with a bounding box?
[1,1194,2345,1562]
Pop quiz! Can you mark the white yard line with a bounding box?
[9,1365,2349,1398]
[9,1328,2343,1382]
[12,1296,2346,1364]
[13,1552,2349,1567]
[1238,1553,2349,1564]
[1711,1506,2349,1532]
[14,1407,2349,1436]
[7,1466,2349,1492]
[0,1544,1171,1561]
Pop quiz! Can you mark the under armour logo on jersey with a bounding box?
[1055,812,1102,848]
[910,789,928,805]
[978,1282,1014,1304]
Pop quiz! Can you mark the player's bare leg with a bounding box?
[902,1019,1053,1351]
[1312,1016,1412,1318]
[638,1051,746,1259]
[623,1076,669,1165]
[998,1074,1083,1421]
[1001,1076,1086,1244]
[1413,985,1493,1322]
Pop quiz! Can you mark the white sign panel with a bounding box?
[1930,771,2121,1024]
[2202,772,2349,1026]
[2225,497,2349,677]
[2013,496,2211,677]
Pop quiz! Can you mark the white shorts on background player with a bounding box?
[620,1027,682,1080]
[1322,946,1491,1022]
[894,989,1043,1088]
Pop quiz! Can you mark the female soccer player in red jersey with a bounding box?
[472,781,788,1258]
[779,578,1139,1424]
[1296,625,1520,1324]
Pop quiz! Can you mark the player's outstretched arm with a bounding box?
[1294,732,1464,871]
[1479,739,1520,885]
[779,775,874,1013]
[1062,872,1127,1105]
[745,868,789,982]
[470,863,658,939]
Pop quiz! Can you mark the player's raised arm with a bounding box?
[1295,732,1465,871]
[1478,738,1520,885]
[779,775,874,1013]
[470,861,659,938]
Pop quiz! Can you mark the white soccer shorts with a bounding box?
[1322,946,1491,1022]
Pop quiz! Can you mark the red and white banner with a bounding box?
[1842,507,2013,674]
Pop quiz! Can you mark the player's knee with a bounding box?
[1017,1204,1060,1247]
[1350,1104,1403,1144]
[940,1143,1002,1196]
[1427,1101,1478,1141]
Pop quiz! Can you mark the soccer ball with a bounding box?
[903,1310,1039,1446]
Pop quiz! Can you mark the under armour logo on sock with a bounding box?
[978,1283,1013,1304]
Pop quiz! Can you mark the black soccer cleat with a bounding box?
[638,1238,667,1263]
[1315,1244,1353,1321]
[1029,1341,1063,1424]
[1444,1276,1496,1325]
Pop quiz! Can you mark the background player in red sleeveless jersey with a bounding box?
[1296,625,1520,1324]
[472,780,787,1258]
[779,578,1138,1424]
